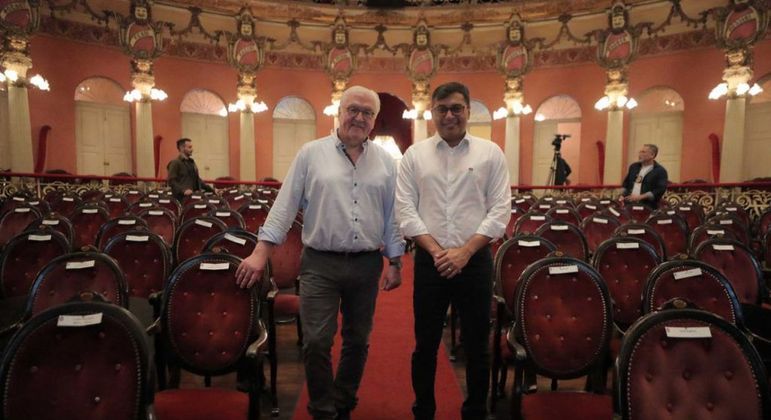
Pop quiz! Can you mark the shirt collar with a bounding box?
[334,131,369,151]
[433,133,470,149]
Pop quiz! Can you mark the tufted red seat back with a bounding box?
[718,201,751,227]
[271,221,303,289]
[223,189,248,209]
[0,229,70,298]
[238,201,270,233]
[614,223,666,259]
[0,207,42,247]
[138,207,177,245]
[514,211,550,236]
[29,213,75,245]
[764,232,771,271]
[180,201,216,224]
[514,257,612,377]
[642,260,742,324]
[546,206,581,225]
[70,205,110,249]
[494,235,556,312]
[210,208,246,229]
[26,252,128,316]
[581,214,621,255]
[103,195,130,218]
[688,223,738,254]
[757,208,771,239]
[122,189,143,205]
[103,230,171,299]
[162,253,261,374]
[203,229,259,261]
[535,221,588,261]
[694,238,764,305]
[128,199,157,216]
[626,204,653,223]
[706,213,750,245]
[0,299,153,420]
[593,237,660,330]
[173,216,228,264]
[512,196,534,213]
[673,201,704,232]
[576,202,601,220]
[505,205,524,239]
[618,308,770,420]
[645,213,688,258]
[95,216,148,250]
[153,197,182,218]
[49,194,82,217]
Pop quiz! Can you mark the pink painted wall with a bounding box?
[26,34,771,184]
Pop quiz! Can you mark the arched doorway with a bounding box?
[180,89,229,180]
[745,76,771,180]
[74,77,131,176]
[468,99,492,140]
[272,96,316,181]
[532,95,582,186]
[628,87,684,182]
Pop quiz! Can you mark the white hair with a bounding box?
[340,85,380,115]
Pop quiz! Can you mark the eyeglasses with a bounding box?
[432,104,467,116]
[346,106,376,120]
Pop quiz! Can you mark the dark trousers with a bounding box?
[299,248,383,420]
[411,246,493,420]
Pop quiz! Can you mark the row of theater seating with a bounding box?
[489,251,770,419]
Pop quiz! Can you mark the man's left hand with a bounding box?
[626,194,645,202]
[381,265,402,291]
[435,247,472,279]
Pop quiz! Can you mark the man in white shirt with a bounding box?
[236,86,404,420]
[619,144,668,209]
[396,82,511,420]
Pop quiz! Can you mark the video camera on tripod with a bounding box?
[551,134,571,152]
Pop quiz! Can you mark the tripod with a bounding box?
[545,148,562,187]
[546,134,571,186]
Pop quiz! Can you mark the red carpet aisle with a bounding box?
[292,254,464,420]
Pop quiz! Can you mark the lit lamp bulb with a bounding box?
[626,98,638,109]
[594,96,611,111]
[736,83,750,96]
[29,74,50,91]
[749,83,763,96]
[708,83,728,100]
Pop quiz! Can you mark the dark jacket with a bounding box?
[167,155,213,200]
[621,161,668,208]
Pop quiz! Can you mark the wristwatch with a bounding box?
[389,258,403,269]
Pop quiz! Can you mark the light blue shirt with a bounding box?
[259,132,405,259]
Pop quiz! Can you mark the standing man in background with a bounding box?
[619,143,668,209]
[235,85,404,420]
[167,138,214,201]
[396,81,511,420]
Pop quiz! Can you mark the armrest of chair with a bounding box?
[246,319,269,358]
[505,326,527,363]
[145,318,162,335]
[265,278,279,301]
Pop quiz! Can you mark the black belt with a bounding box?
[306,247,380,258]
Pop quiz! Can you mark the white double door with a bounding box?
[76,101,132,176]
[745,101,771,180]
[628,112,683,182]
[273,118,316,181]
[181,112,230,181]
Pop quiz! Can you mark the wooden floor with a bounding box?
[179,316,593,419]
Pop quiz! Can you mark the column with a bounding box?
[7,83,34,172]
[134,100,155,178]
[603,109,624,185]
[504,115,520,185]
[239,111,256,181]
[719,97,747,182]
[413,118,428,142]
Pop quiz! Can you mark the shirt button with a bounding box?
[354,200,358,204]
[354,218,358,222]
[354,235,358,239]
[354,182,358,186]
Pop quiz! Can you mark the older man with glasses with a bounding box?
[236,85,404,420]
[397,81,511,420]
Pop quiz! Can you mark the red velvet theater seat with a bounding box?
[614,223,666,259]
[153,252,267,419]
[138,206,177,245]
[535,221,588,261]
[95,215,149,250]
[688,223,738,255]
[0,297,153,420]
[69,204,110,249]
[581,214,621,256]
[694,238,764,305]
[0,227,70,298]
[617,307,770,420]
[0,206,42,248]
[546,205,581,225]
[673,200,704,232]
[238,201,270,234]
[625,203,653,223]
[210,208,246,229]
[513,210,550,236]
[173,216,227,264]
[504,205,524,239]
[706,213,750,245]
[180,201,216,224]
[103,194,130,218]
[203,229,259,260]
[27,212,75,246]
[645,213,689,259]
[507,256,613,420]
[103,229,171,299]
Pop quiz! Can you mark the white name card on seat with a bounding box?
[28,234,52,242]
[104,194,113,198]
[586,205,597,210]
[82,209,98,214]
[600,200,611,205]
[539,205,551,209]
[530,215,546,221]
[666,210,676,215]
[234,195,244,201]
[126,235,150,242]
[249,205,263,210]
[593,217,609,224]
[679,207,692,211]
[57,313,103,327]
[581,198,591,202]
[66,260,96,270]
[632,206,645,211]
[158,199,171,204]
[191,195,202,199]
[12,196,25,201]
[109,198,122,202]
[616,242,639,249]
[224,233,247,245]
[62,197,75,202]
[556,200,567,204]
[706,229,725,235]
[257,199,269,204]
[719,220,733,225]
[523,195,533,199]
[244,192,253,197]
[609,208,621,217]
[549,265,579,275]
[628,229,645,235]
[263,191,274,195]
[139,203,152,208]
[518,240,541,247]
[200,262,229,271]
[665,326,711,339]
[725,207,737,211]
[148,194,159,199]
[515,199,526,204]
[229,189,238,194]
[543,197,554,201]
[657,219,673,225]
[128,191,140,195]
[550,225,569,231]
[712,244,735,251]
[208,199,221,204]
[194,204,207,209]
[14,208,31,213]
[216,212,231,217]
[118,219,136,225]
[195,220,213,228]
[42,219,59,226]
[510,209,518,214]
[673,268,702,280]
[556,209,569,214]
[148,210,164,216]
[29,201,39,205]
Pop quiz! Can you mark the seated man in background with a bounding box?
[619,143,668,209]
